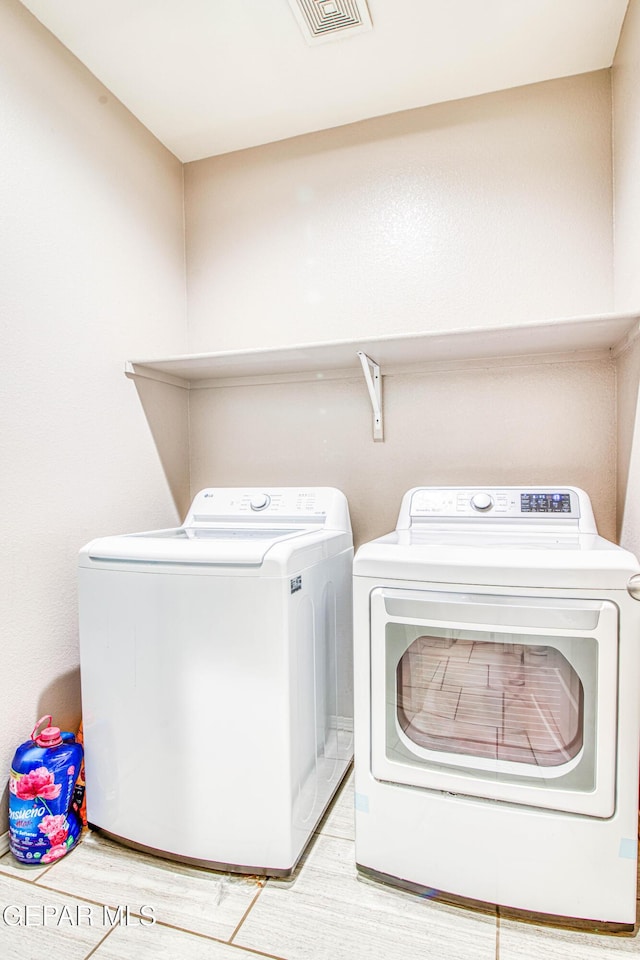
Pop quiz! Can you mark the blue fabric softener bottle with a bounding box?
[8,715,84,864]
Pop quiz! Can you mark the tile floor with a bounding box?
[0,771,638,960]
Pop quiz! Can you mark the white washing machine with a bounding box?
[79,486,353,876]
[353,486,640,924]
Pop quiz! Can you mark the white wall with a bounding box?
[182,69,616,547]
[0,0,187,817]
[613,0,640,313]
[185,71,612,354]
[190,356,617,548]
[613,0,640,553]
[616,336,640,554]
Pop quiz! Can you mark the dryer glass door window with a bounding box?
[397,635,584,768]
[369,588,618,818]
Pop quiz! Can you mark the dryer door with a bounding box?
[370,587,618,817]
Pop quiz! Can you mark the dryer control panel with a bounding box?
[410,488,580,519]
[404,487,592,526]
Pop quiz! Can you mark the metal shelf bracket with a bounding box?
[357,351,383,441]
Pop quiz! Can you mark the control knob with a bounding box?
[250,494,271,511]
[471,493,494,512]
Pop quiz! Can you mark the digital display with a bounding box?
[520,493,571,513]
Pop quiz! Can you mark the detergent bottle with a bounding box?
[8,716,84,865]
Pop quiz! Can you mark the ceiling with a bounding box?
[18,0,630,163]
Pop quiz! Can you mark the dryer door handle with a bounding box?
[627,574,640,600]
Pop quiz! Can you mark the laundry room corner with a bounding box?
[124,374,192,519]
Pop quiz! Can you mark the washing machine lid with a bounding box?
[82,525,311,565]
[79,486,353,571]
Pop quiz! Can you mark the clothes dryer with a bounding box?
[353,486,640,923]
[79,487,353,875]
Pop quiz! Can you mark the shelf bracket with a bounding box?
[357,351,383,441]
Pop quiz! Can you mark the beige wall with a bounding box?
[189,356,617,549]
[184,71,613,354]
[613,0,640,555]
[616,336,640,554]
[184,68,617,551]
[613,0,640,312]
[0,0,187,816]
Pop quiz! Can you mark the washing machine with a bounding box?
[78,486,353,876]
[353,486,640,924]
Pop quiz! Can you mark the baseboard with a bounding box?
[0,831,9,858]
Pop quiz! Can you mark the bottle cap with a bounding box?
[30,715,63,747]
[35,726,63,747]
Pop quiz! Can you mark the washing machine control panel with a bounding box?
[186,487,351,527]
[409,488,581,520]
[249,494,271,511]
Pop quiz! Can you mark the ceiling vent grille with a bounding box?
[287,0,373,45]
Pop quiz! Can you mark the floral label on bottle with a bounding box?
[9,745,83,864]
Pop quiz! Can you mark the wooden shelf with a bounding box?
[125,311,640,390]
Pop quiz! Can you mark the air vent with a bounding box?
[287,0,373,45]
